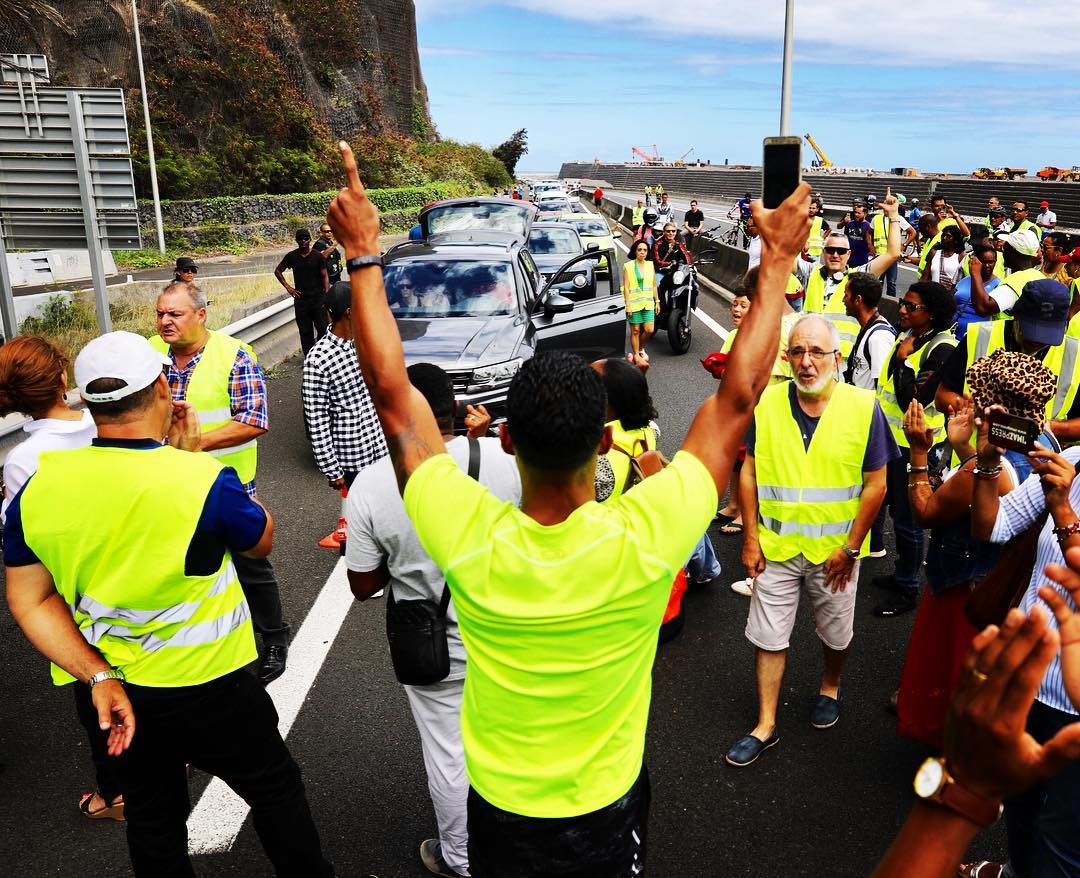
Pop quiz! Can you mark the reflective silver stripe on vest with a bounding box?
[198,407,233,424]
[759,515,855,538]
[758,485,861,503]
[81,600,250,651]
[972,324,992,362]
[207,439,257,458]
[1052,336,1080,418]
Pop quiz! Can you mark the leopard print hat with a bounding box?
[965,348,1056,429]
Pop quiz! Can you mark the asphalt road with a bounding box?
[0,245,1008,876]
[602,189,924,301]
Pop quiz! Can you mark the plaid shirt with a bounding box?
[301,331,387,480]
[164,346,268,496]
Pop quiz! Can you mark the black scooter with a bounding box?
[655,248,718,354]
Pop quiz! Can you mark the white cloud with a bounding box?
[419,1,1080,68]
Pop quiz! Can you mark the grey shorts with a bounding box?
[745,553,860,652]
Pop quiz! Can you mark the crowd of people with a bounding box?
[1,146,1079,878]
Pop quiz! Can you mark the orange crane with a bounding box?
[631,145,662,163]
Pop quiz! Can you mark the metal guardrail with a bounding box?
[0,294,296,442]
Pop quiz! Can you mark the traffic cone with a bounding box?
[318,486,348,554]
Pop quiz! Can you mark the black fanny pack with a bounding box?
[386,438,479,686]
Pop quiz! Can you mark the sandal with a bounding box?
[959,864,1004,878]
[79,792,125,822]
[720,521,744,535]
[714,511,736,525]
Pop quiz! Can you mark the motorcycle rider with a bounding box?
[653,222,692,315]
[633,208,660,251]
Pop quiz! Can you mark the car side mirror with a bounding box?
[544,292,574,315]
[586,242,599,251]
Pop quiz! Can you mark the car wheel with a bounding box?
[667,307,692,354]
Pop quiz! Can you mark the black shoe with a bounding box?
[873,590,918,618]
[258,644,288,685]
[871,573,902,592]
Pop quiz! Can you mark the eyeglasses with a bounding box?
[664,229,676,234]
[788,348,837,362]
[898,300,927,312]
[823,247,849,255]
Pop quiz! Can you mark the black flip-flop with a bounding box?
[714,511,736,525]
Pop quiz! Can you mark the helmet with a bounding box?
[910,198,920,206]
[896,193,907,204]
[643,208,658,225]
[744,192,752,199]
[866,194,878,205]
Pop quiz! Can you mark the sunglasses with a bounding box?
[320,229,332,234]
[898,300,927,312]
[823,247,850,255]
[179,267,197,274]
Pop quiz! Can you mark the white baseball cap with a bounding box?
[75,331,171,403]
[1004,229,1041,257]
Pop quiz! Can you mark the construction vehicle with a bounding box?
[631,145,662,164]
[973,167,1005,179]
[674,147,695,166]
[1003,167,1028,179]
[804,133,833,168]
[1038,166,1080,181]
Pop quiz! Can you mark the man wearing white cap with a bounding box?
[960,229,1045,318]
[3,331,335,876]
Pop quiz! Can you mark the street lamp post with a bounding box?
[132,0,166,252]
[779,0,795,135]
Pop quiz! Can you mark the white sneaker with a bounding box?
[730,578,753,597]
[371,588,385,598]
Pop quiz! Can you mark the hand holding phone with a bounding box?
[987,409,1039,454]
[762,137,802,209]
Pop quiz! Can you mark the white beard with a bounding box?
[797,369,835,396]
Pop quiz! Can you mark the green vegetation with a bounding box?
[493,129,529,178]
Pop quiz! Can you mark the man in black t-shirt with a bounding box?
[275,229,330,355]
[313,223,343,284]
[683,199,705,247]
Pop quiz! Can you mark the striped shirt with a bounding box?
[164,346,267,497]
[991,445,1080,716]
[301,331,387,480]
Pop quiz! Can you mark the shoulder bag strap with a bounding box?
[437,437,483,617]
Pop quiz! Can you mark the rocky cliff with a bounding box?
[3,0,434,196]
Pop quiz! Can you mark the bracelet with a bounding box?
[959,454,977,467]
[973,466,1002,481]
[1053,520,1080,542]
[908,479,931,488]
[907,464,929,474]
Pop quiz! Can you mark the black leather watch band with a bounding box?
[346,254,383,273]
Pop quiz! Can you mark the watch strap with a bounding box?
[937,776,1002,828]
[346,254,383,273]
[88,668,126,689]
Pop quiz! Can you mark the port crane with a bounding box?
[804,133,833,168]
[631,145,662,164]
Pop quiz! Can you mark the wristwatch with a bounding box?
[88,668,126,689]
[913,757,1002,828]
[346,254,383,273]
[842,545,860,560]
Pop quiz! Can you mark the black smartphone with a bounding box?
[762,137,802,209]
[987,410,1039,454]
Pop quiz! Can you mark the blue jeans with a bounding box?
[884,260,899,298]
[1003,700,1080,877]
[687,533,721,584]
[886,451,924,590]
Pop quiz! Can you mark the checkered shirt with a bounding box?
[301,331,388,480]
[164,346,268,496]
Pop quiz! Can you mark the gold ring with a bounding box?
[971,669,989,683]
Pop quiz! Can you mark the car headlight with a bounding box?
[469,359,523,392]
[673,270,686,285]
[572,273,587,288]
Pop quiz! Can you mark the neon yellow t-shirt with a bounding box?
[403,450,717,818]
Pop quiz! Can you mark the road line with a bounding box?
[610,232,729,342]
[186,557,354,855]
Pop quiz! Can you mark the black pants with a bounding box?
[468,766,650,877]
[121,670,333,877]
[73,681,125,803]
[885,450,925,590]
[293,293,328,355]
[233,553,290,647]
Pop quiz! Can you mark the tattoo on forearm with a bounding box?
[386,415,437,487]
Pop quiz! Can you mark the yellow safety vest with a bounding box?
[802,269,861,360]
[919,233,941,272]
[632,207,644,226]
[753,381,877,564]
[603,421,657,501]
[871,213,890,253]
[656,185,664,194]
[997,267,1049,317]
[959,252,1006,281]
[150,331,259,484]
[1014,219,1043,240]
[965,320,1080,421]
[20,444,256,687]
[807,217,826,259]
[721,309,801,384]
[622,260,656,312]
[876,331,957,448]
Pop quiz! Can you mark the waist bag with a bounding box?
[386,438,480,686]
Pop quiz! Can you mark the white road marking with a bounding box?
[186,558,354,855]
[610,234,728,341]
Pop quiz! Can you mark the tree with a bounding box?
[492,129,528,178]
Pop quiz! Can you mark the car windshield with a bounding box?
[569,220,609,236]
[538,199,569,210]
[425,203,531,236]
[384,261,517,317]
[527,228,581,255]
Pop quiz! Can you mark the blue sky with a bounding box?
[415,1,1080,175]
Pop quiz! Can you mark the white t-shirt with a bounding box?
[345,435,522,681]
[747,235,762,270]
[846,316,898,390]
[1037,210,1057,229]
[929,251,963,288]
[2,410,96,522]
